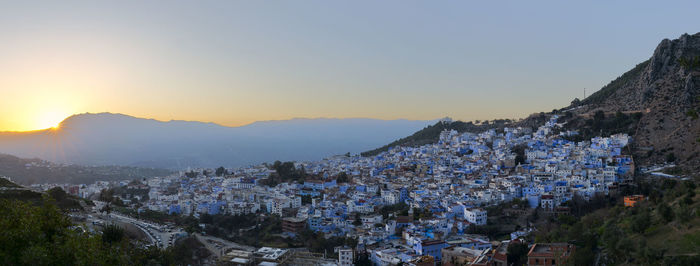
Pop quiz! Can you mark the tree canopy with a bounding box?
[0,197,208,265]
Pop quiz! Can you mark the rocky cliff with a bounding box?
[576,33,700,170]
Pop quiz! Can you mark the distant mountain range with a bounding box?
[0,113,433,170]
[2,33,698,177]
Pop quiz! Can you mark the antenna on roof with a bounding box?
[584,88,586,99]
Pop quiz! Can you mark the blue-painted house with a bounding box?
[168,204,181,215]
[414,240,448,261]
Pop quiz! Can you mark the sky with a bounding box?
[1,1,699,131]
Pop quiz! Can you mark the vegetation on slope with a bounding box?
[679,55,700,71]
[98,180,151,206]
[260,160,309,186]
[0,153,172,185]
[199,213,266,243]
[1,198,146,265]
[0,188,44,203]
[532,178,700,265]
[0,198,120,265]
[557,110,643,142]
[362,119,513,157]
[0,177,20,187]
[0,179,90,211]
[580,60,650,106]
[46,187,93,210]
[0,195,210,265]
[196,212,358,257]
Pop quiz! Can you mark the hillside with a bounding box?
[0,153,172,185]
[361,119,514,156]
[364,33,700,174]
[0,178,91,211]
[533,178,700,265]
[571,32,700,171]
[580,60,651,106]
[0,189,207,265]
[0,113,432,170]
[0,177,20,188]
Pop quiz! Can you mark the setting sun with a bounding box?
[36,110,70,130]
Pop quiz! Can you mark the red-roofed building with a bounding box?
[527,243,574,266]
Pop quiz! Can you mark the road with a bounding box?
[109,213,185,248]
[87,201,185,249]
[86,202,251,253]
[194,233,255,258]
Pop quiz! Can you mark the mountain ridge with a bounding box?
[3,112,433,133]
[0,113,435,171]
[363,33,700,172]
[361,119,515,156]
[572,32,700,170]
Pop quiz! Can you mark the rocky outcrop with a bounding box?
[577,33,700,170]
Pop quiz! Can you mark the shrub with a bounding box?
[666,153,677,163]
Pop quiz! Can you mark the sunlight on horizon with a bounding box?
[36,111,70,129]
[1,2,698,132]
[35,110,70,130]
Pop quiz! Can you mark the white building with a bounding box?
[540,195,555,211]
[464,208,487,225]
[338,247,353,266]
[291,196,302,209]
[381,190,400,205]
[361,214,383,226]
[266,197,291,216]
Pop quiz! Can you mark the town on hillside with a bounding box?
[24,114,657,265]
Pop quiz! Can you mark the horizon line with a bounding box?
[0,111,448,133]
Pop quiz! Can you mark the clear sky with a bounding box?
[1,1,698,131]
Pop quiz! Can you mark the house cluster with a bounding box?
[31,180,112,199]
[42,115,631,265]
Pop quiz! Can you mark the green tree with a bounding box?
[215,166,226,176]
[301,195,313,205]
[506,241,529,266]
[185,170,198,178]
[676,204,692,223]
[602,222,621,253]
[101,224,125,245]
[631,209,651,233]
[665,153,676,163]
[0,197,128,265]
[98,188,114,202]
[336,172,350,183]
[353,213,362,226]
[594,110,605,121]
[263,161,307,187]
[570,246,595,266]
[354,251,371,266]
[657,203,674,222]
[615,237,635,262]
[511,144,528,165]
